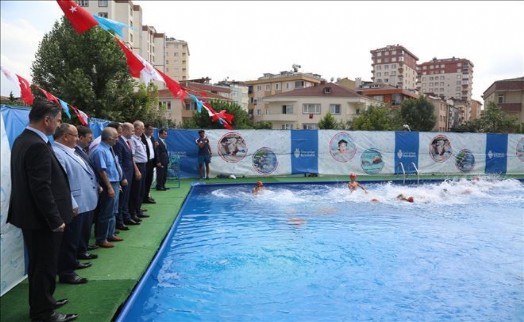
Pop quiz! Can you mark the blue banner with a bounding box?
[485,133,508,174]
[291,130,318,174]
[394,131,419,175]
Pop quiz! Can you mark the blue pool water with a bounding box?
[117,178,524,321]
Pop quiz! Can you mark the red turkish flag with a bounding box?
[115,37,145,78]
[56,0,98,33]
[37,86,60,107]
[155,68,188,102]
[16,75,34,105]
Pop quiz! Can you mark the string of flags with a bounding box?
[54,0,234,129]
[2,0,234,129]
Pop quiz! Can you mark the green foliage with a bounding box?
[31,17,157,123]
[400,96,436,131]
[451,102,520,133]
[184,99,252,129]
[474,102,519,133]
[318,112,338,129]
[253,121,273,129]
[351,104,402,131]
[8,92,16,102]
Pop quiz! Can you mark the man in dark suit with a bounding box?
[7,98,78,322]
[114,122,140,227]
[155,128,169,190]
[141,124,156,204]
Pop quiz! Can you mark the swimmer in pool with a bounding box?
[396,194,414,203]
[252,181,264,195]
[348,173,368,194]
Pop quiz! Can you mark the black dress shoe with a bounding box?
[77,252,98,260]
[32,312,78,322]
[143,198,156,204]
[54,298,68,309]
[75,262,92,270]
[59,275,88,284]
[137,213,150,218]
[124,219,140,225]
[132,216,142,222]
[156,187,166,191]
[116,224,130,231]
[163,187,170,190]
[87,244,99,250]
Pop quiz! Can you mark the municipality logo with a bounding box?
[487,150,505,159]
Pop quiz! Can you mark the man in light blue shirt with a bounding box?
[90,127,125,248]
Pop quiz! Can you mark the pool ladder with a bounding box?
[399,162,420,185]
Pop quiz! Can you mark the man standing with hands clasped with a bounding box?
[8,98,79,322]
[155,128,169,191]
[196,129,212,179]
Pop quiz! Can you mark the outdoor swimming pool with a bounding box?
[116,178,524,321]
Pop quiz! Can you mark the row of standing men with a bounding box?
[7,98,169,322]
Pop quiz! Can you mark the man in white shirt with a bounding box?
[128,120,150,220]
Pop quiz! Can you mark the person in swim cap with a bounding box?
[348,173,368,193]
[396,194,414,203]
[252,181,264,195]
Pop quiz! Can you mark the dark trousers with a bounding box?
[77,210,94,255]
[58,213,83,279]
[129,162,146,216]
[156,164,168,189]
[117,177,133,224]
[143,159,155,200]
[23,228,63,320]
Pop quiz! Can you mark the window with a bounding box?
[392,94,401,105]
[282,105,294,114]
[385,65,389,69]
[275,83,280,90]
[377,52,382,57]
[373,95,384,102]
[77,0,88,6]
[377,72,382,77]
[286,83,290,89]
[174,52,178,56]
[330,104,341,114]
[302,123,317,130]
[377,59,382,63]
[98,0,108,7]
[98,12,108,18]
[256,109,262,115]
[295,80,304,88]
[303,104,321,114]
[392,57,397,62]
[130,34,133,42]
[256,85,262,91]
[281,124,293,130]
[376,65,382,70]
[498,94,504,104]
[265,84,270,91]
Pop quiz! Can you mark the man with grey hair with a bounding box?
[52,123,98,284]
[128,120,149,221]
[90,127,125,248]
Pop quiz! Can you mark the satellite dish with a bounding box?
[292,64,301,72]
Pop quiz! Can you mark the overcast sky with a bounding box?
[1,1,523,102]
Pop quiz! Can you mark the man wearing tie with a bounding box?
[75,125,100,260]
[155,128,169,191]
[52,124,99,284]
[8,98,78,322]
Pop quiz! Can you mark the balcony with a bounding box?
[256,113,297,122]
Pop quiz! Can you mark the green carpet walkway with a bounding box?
[1,174,522,321]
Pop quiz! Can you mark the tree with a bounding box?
[183,100,252,129]
[400,96,436,131]
[473,102,519,133]
[8,92,16,102]
[31,17,157,122]
[318,112,338,129]
[351,104,402,131]
[253,121,273,129]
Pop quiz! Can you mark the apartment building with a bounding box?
[245,70,324,118]
[370,44,418,90]
[426,95,451,132]
[158,82,232,125]
[355,83,418,109]
[417,57,474,102]
[165,38,190,81]
[483,77,524,124]
[258,82,375,130]
[215,80,250,112]
[78,0,143,54]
